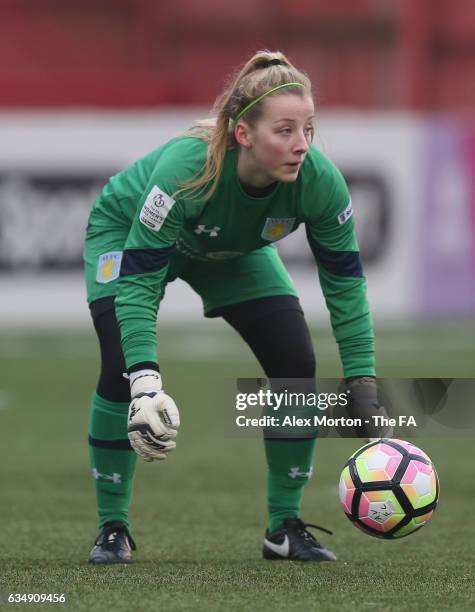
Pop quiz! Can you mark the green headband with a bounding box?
[232,82,305,127]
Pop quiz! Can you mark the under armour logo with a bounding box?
[91,468,122,484]
[194,224,221,237]
[288,466,313,480]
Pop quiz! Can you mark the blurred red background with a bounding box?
[1,0,474,110]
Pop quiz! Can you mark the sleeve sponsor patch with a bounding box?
[139,186,175,232]
[337,199,353,225]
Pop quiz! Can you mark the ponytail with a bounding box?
[176,50,312,201]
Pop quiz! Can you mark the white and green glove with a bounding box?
[127,370,180,462]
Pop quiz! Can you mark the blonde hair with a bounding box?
[176,50,312,201]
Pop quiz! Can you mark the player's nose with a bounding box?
[293,131,310,154]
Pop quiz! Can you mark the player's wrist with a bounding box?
[344,376,378,402]
[129,370,163,398]
[344,375,376,384]
[128,361,160,375]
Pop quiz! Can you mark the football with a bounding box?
[339,439,439,539]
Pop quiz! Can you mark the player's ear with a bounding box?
[234,121,253,149]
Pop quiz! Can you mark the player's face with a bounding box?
[238,93,315,186]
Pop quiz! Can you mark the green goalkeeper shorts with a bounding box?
[84,225,298,316]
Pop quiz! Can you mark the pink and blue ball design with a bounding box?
[339,439,439,539]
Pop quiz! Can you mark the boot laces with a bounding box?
[292,519,333,546]
[97,523,137,550]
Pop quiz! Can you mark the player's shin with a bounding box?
[264,437,317,532]
[88,392,137,530]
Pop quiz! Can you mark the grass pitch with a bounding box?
[0,320,474,611]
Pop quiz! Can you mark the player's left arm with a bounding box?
[304,166,391,436]
[305,168,374,379]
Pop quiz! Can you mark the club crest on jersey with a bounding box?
[261,217,295,242]
[194,224,221,237]
[96,251,123,284]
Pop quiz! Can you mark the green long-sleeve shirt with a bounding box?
[90,136,374,377]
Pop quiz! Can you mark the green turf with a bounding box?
[0,321,474,611]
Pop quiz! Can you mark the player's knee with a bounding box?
[91,298,130,403]
[280,346,316,378]
[260,337,316,378]
[97,362,130,403]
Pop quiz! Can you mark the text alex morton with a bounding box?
[236,414,417,428]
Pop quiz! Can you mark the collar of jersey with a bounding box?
[234,168,282,203]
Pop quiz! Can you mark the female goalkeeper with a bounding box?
[84,50,378,564]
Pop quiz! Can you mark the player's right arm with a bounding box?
[115,138,205,371]
[114,139,205,460]
[115,178,185,461]
[115,181,185,370]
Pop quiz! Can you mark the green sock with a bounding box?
[88,392,137,531]
[264,438,317,532]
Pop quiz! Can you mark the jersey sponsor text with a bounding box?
[337,199,353,225]
[139,186,175,231]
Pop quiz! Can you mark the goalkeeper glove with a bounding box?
[127,369,180,462]
[339,376,393,439]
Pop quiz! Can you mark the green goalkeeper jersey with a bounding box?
[88,136,374,376]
